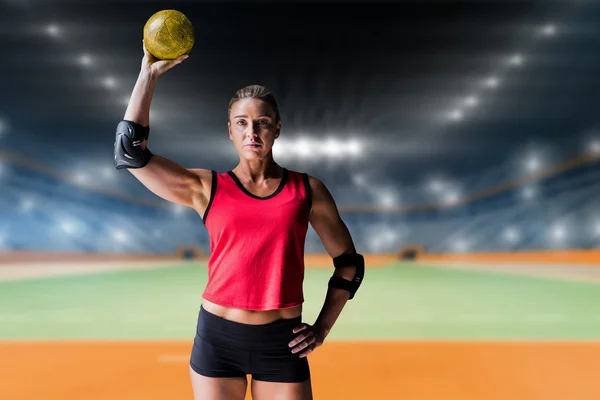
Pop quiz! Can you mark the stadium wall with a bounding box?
[400,247,600,265]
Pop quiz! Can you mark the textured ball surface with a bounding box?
[143,10,194,60]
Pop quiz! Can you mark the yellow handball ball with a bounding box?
[143,9,195,60]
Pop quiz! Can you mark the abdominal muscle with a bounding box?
[202,299,303,325]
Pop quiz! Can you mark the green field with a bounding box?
[1,262,599,340]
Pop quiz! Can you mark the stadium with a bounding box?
[1,1,600,399]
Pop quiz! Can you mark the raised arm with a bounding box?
[113,41,210,209]
[289,176,365,358]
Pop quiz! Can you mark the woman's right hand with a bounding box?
[141,39,189,79]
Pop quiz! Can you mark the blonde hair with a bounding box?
[228,84,281,122]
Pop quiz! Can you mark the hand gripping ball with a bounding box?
[143,10,195,60]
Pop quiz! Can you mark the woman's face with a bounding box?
[228,97,281,161]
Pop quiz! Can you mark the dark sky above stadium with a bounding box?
[1,0,599,190]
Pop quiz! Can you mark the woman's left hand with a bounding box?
[288,323,328,358]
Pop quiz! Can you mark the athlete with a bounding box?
[113,42,365,400]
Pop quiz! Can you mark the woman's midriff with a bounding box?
[201,299,303,325]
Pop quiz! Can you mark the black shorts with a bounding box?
[190,306,310,383]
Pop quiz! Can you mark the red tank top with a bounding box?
[201,168,311,311]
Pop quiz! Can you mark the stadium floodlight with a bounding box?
[484,76,500,88]
[379,190,398,209]
[294,137,313,158]
[503,227,520,242]
[449,110,463,121]
[20,198,35,212]
[101,166,115,180]
[352,174,367,187]
[112,230,127,242]
[509,54,524,66]
[587,139,600,154]
[464,96,478,107]
[522,186,536,199]
[46,24,60,37]
[322,138,343,157]
[541,24,557,37]
[453,239,469,252]
[346,139,362,156]
[551,224,565,241]
[61,221,76,234]
[103,76,117,89]
[525,155,540,173]
[79,54,92,67]
[273,139,291,160]
[170,204,187,215]
[73,172,89,185]
[443,191,460,205]
[428,179,444,193]
[593,222,600,237]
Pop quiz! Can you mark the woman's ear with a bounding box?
[228,121,233,141]
[274,121,281,139]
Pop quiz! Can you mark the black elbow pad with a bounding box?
[114,120,154,170]
[328,252,365,299]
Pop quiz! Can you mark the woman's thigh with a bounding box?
[250,378,313,400]
[190,367,248,400]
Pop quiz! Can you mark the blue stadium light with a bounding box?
[484,76,500,89]
[352,174,367,187]
[464,96,478,108]
[453,239,469,252]
[444,191,460,205]
[103,77,117,89]
[60,222,76,234]
[74,172,89,185]
[378,190,398,209]
[508,54,524,66]
[323,138,343,158]
[503,227,520,243]
[522,186,536,200]
[19,198,36,213]
[541,23,557,37]
[526,155,541,172]
[587,139,600,154]
[346,139,362,156]
[121,95,131,107]
[428,179,444,193]
[449,110,463,121]
[170,204,187,216]
[101,166,116,180]
[594,222,600,237]
[79,54,92,67]
[112,230,127,242]
[551,224,566,242]
[294,138,313,158]
[45,24,60,38]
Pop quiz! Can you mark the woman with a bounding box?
[113,42,364,400]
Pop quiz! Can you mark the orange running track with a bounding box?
[1,341,599,399]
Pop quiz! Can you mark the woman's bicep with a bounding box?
[308,176,356,257]
[128,155,208,208]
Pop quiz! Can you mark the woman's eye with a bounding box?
[258,120,269,125]
[236,120,246,126]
